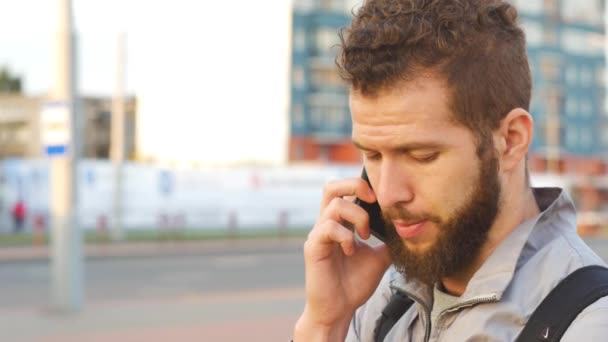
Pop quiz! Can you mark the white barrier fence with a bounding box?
[0,159,363,234]
[0,159,571,235]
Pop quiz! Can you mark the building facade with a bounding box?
[0,95,137,160]
[515,0,607,170]
[290,0,361,164]
[514,0,608,232]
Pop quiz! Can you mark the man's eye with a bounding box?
[413,153,439,163]
[365,153,381,161]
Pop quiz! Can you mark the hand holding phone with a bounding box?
[354,168,388,242]
[295,173,392,341]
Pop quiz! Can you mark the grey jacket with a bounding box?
[347,188,608,341]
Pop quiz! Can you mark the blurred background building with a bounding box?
[513,0,608,232]
[290,0,361,164]
[81,96,136,159]
[0,87,136,160]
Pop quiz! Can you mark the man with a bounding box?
[12,198,26,234]
[293,0,608,341]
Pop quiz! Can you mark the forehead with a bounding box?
[350,76,474,148]
[350,76,455,125]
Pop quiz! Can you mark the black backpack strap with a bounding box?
[374,291,415,342]
[516,265,608,342]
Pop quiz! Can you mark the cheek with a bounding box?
[419,157,480,219]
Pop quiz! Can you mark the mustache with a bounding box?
[381,206,441,225]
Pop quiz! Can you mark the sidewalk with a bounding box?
[0,286,305,342]
[0,237,305,262]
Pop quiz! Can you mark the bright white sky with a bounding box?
[0,0,293,165]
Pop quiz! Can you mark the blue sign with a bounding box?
[41,102,70,157]
[45,145,67,156]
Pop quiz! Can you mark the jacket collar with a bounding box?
[389,187,574,306]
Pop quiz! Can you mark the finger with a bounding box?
[319,197,371,240]
[306,220,356,258]
[320,178,376,211]
[342,195,356,202]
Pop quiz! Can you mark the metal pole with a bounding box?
[49,0,83,312]
[111,33,126,241]
[605,0,607,119]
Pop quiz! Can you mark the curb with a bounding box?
[0,238,305,262]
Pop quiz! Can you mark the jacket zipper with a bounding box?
[432,294,499,341]
[390,284,498,342]
[389,284,432,342]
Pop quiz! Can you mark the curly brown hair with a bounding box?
[337,0,531,147]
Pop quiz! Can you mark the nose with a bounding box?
[374,159,415,209]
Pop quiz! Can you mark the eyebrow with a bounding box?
[352,140,446,153]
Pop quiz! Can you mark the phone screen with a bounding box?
[354,168,388,242]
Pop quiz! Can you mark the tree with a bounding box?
[0,67,22,93]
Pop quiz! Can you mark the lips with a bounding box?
[393,220,427,239]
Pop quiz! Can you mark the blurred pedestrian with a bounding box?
[11,198,26,234]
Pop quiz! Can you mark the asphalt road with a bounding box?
[0,241,305,309]
[1,238,608,341]
[0,240,307,342]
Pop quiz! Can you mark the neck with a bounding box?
[441,186,540,296]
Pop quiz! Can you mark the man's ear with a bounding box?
[494,108,534,173]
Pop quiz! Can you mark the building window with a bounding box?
[294,30,306,51]
[543,0,559,17]
[311,67,343,87]
[513,0,543,14]
[316,28,339,53]
[561,0,602,25]
[580,100,592,118]
[565,97,577,117]
[293,66,306,88]
[543,28,558,46]
[327,108,344,128]
[345,0,362,14]
[520,20,543,46]
[596,65,605,88]
[319,0,347,12]
[13,124,29,143]
[565,126,578,148]
[293,104,305,127]
[565,66,577,85]
[562,30,604,56]
[310,108,323,129]
[540,56,560,81]
[543,87,561,116]
[580,67,593,86]
[580,128,593,147]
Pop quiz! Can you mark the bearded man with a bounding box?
[293,0,608,341]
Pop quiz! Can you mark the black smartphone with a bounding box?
[354,168,388,242]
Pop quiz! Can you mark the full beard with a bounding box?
[382,151,501,286]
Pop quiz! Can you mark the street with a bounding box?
[1,237,608,341]
[0,239,306,342]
